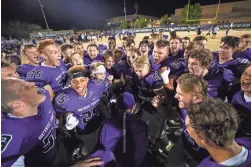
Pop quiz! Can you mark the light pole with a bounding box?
[124,0,127,22]
[38,0,50,34]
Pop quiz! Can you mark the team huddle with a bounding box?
[1,31,251,167]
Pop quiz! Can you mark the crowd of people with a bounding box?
[1,28,251,167]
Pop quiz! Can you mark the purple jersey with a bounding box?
[1,89,57,167]
[83,53,104,65]
[26,61,68,93]
[233,48,251,61]
[119,60,134,93]
[150,53,186,76]
[177,109,209,162]
[212,53,249,78]
[106,67,121,79]
[99,112,149,167]
[132,71,163,103]
[204,67,234,100]
[98,44,108,52]
[16,64,35,79]
[53,81,105,132]
[231,91,251,137]
[198,137,251,167]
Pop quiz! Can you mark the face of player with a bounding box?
[153,46,169,64]
[94,73,106,81]
[1,66,20,80]
[219,42,233,61]
[170,39,180,54]
[185,116,205,148]
[148,36,153,45]
[75,44,84,55]
[188,58,206,77]
[175,84,195,109]
[71,53,83,66]
[239,37,251,51]
[24,47,40,65]
[105,56,115,69]
[108,39,116,49]
[200,40,207,49]
[241,66,251,95]
[126,51,138,67]
[134,64,150,79]
[125,43,135,52]
[182,39,190,49]
[140,44,149,56]
[43,44,61,67]
[18,80,46,109]
[63,48,75,61]
[71,77,88,96]
[87,46,98,60]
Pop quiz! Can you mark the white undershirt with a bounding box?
[244,93,251,102]
[219,146,248,166]
[41,62,56,68]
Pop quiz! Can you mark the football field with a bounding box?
[84,29,251,52]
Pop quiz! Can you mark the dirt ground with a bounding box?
[83,29,251,52]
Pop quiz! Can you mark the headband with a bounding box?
[91,65,106,75]
[68,71,89,81]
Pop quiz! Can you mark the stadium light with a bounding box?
[186,0,221,22]
[38,0,50,34]
[124,0,127,22]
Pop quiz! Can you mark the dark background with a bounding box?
[2,0,241,30]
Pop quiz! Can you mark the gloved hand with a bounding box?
[65,113,79,130]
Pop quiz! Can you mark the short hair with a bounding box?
[6,55,21,66]
[185,41,203,51]
[22,44,36,53]
[1,61,12,68]
[108,37,116,41]
[221,36,239,49]
[150,33,160,39]
[155,40,170,48]
[126,47,141,56]
[125,39,135,47]
[133,55,150,68]
[188,98,239,147]
[170,36,181,42]
[240,34,251,40]
[87,44,99,51]
[104,50,115,60]
[177,73,208,97]
[60,43,74,52]
[139,40,149,47]
[1,79,23,113]
[69,52,81,61]
[185,49,213,69]
[37,39,55,53]
[143,36,149,41]
[114,49,123,61]
[68,65,86,74]
[182,37,190,42]
[193,36,207,42]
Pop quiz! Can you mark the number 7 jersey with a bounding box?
[53,80,105,133]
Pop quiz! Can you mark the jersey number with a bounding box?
[56,93,69,105]
[27,70,43,78]
[1,134,12,153]
[42,129,55,153]
[81,108,99,124]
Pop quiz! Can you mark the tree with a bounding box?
[134,18,149,28]
[181,3,202,24]
[120,22,128,29]
[160,14,170,26]
[2,20,42,39]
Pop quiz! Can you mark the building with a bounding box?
[107,14,159,28]
[171,0,251,24]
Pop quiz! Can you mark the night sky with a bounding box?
[2,0,241,30]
